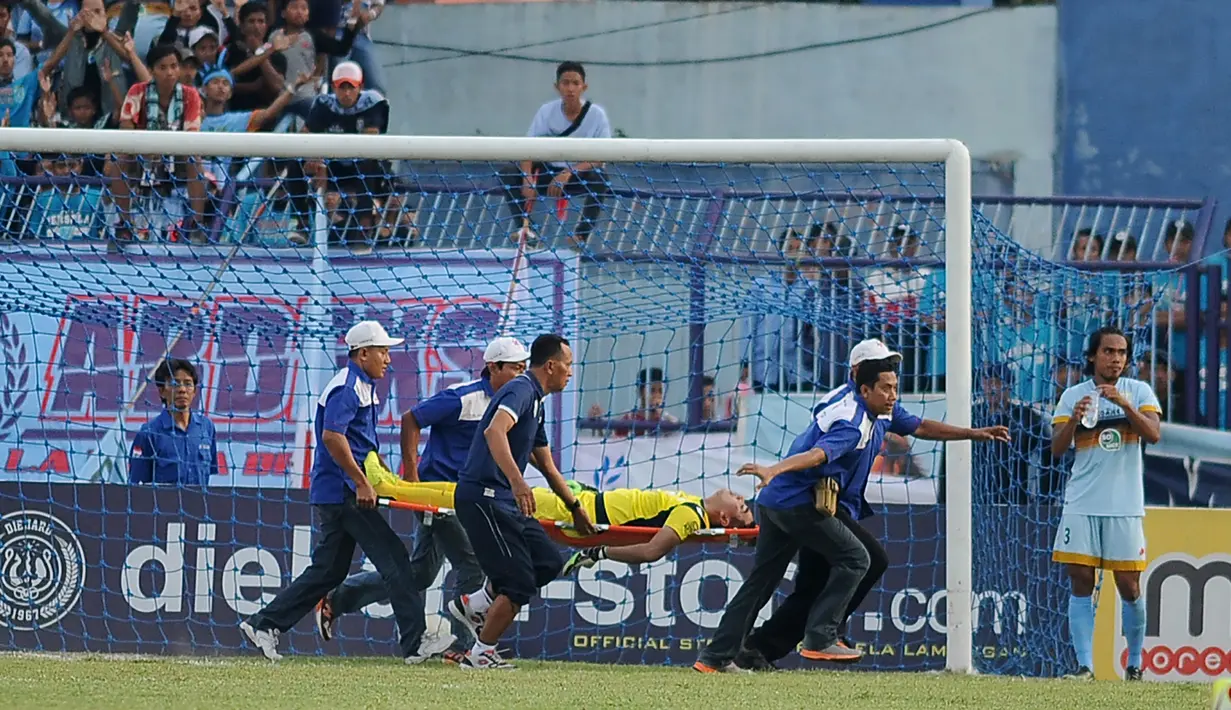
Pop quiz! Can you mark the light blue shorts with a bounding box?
[1052,513,1147,571]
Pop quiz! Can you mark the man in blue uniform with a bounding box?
[129,358,218,486]
[451,333,596,670]
[240,320,428,663]
[733,339,1010,671]
[314,337,532,656]
[696,355,1010,673]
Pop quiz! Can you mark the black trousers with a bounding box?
[698,503,870,667]
[246,492,424,658]
[330,512,486,649]
[744,506,890,662]
[498,162,610,241]
[455,499,562,606]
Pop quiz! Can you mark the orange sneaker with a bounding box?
[800,644,862,663]
[693,660,751,674]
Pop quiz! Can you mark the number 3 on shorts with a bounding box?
[1063,527,1071,545]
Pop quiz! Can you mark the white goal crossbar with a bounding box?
[0,128,974,673]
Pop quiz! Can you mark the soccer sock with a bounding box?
[468,582,493,614]
[1121,596,1146,668]
[1068,594,1096,669]
[470,638,495,656]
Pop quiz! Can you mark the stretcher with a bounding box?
[378,498,759,547]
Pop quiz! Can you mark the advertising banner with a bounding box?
[0,483,1050,671]
[1098,507,1231,681]
[0,251,575,488]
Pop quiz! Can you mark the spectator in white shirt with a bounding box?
[498,60,612,247]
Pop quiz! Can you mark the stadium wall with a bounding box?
[1058,0,1231,256]
[371,2,1058,199]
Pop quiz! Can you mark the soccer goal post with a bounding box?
[0,128,974,672]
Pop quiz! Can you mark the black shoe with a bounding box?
[1125,665,1143,681]
[1063,665,1093,680]
[733,647,778,672]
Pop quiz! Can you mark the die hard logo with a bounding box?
[0,510,86,631]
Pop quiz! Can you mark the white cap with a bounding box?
[848,339,902,367]
[484,336,531,364]
[331,61,364,86]
[187,26,218,47]
[345,321,403,350]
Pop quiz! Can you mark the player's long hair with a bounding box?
[1083,325,1133,376]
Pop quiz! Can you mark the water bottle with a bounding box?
[1080,391,1101,429]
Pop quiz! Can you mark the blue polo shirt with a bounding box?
[311,361,381,505]
[456,372,549,510]
[411,376,496,483]
[129,410,219,486]
[757,381,921,518]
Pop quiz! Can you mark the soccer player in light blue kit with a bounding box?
[1051,326,1161,681]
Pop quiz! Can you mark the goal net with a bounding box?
[0,131,1178,675]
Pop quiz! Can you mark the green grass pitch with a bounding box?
[0,653,1209,710]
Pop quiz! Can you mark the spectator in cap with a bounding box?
[241,320,432,664]
[1164,219,1194,264]
[283,59,398,250]
[186,25,220,82]
[312,336,533,657]
[1109,231,1138,262]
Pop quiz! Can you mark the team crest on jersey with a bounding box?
[1098,428,1122,452]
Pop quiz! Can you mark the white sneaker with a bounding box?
[240,621,283,661]
[405,632,457,665]
[459,647,515,670]
[447,596,486,640]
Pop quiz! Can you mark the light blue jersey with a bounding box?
[1052,377,1161,517]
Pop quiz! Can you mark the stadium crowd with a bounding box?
[0,0,415,248]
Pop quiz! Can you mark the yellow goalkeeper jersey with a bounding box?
[534,487,709,540]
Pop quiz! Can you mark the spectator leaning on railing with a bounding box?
[108,43,207,245]
[284,60,397,250]
[498,60,611,247]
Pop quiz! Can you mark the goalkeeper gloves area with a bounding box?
[562,546,608,576]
